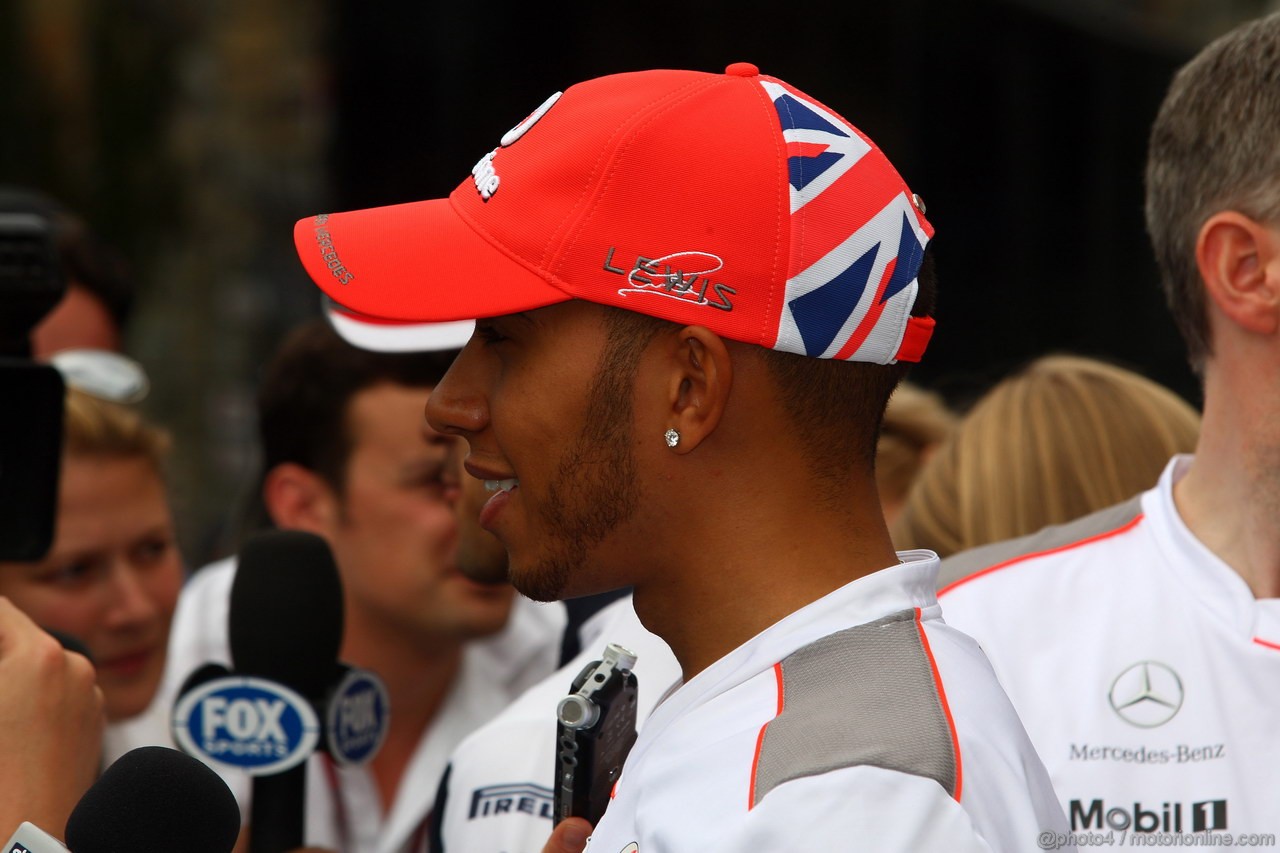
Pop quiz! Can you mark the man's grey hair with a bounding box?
[1145,12,1280,373]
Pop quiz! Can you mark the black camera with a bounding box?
[0,210,68,560]
[553,643,639,827]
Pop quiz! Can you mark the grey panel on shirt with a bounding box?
[751,608,957,808]
[937,495,1145,590]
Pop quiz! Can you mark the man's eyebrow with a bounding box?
[503,311,537,327]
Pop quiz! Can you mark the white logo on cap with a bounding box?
[500,91,562,147]
[471,92,563,202]
[472,150,500,201]
[606,249,735,312]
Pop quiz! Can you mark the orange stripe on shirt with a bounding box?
[914,607,963,801]
[938,514,1146,598]
[747,662,785,810]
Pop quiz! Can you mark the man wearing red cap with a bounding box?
[295,65,1069,851]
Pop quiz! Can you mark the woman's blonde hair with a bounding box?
[877,382,957,521]
[61,387,171,466]
[891,355,1200,557]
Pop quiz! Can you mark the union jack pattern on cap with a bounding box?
[763,80,934,363]
[293,64,935,364]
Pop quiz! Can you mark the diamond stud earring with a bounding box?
[664,428,680,448]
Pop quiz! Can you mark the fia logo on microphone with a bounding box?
[325,668,390,766]
[172,676,320,775]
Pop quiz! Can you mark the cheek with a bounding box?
[146,560,184,622]
[5,587,100,641]
[413,503,459,550]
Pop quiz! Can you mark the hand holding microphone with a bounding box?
[0,597,103,843]
[4,745,240,853]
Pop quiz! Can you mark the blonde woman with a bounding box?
[891,354,1200,558]
[876,381,957,526]
[0,371,182,765]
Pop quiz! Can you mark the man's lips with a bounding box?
[479,482,518,531]
[463,458,516,483]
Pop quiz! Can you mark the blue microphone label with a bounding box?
[327,668,390,765]
[172,676,320,775]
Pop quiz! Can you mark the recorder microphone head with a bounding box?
[229,529,344,700]
[65,746,240,853]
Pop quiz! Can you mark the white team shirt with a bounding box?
[101,687,175,767]
[939,456,1280,848]
[159,557,566,853]
[583,553,1068,852]
[436,595,681,853]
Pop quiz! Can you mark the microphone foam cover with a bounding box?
[177,661,232,698]
[229,529,344,698]
[65,746,240,853]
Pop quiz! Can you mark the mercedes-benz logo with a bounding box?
[1108,661,1184,728]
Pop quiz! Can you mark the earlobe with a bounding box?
[1197,212,1280,336]
[664,327,732,454]
[262,463,338,536]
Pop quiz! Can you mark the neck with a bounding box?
[341,615,464,809]
[631,475,898,680]
[1174,367,1280,599]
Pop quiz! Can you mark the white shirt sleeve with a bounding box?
[714,766,998,853]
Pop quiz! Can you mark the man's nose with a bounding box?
[426,339,489,439]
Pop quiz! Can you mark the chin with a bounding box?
[506,552,577,603]
[103,692,151,724]
[456,563,512,585]
[101,671,163,723]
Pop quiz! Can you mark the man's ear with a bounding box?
[662,326,733,454]
[262,463,339,536]
[1197,212,1280,337]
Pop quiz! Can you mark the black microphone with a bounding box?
[171,530,389,853]
[228,530,345,699]
[231,530,343,853]
[42,629,93,665]
[3,745,240,853]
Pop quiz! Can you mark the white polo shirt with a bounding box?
[102,688,175,767]
[159,557,565,853]
[939,456,1280,847]
[583,553,1068,852]
[435,594,681,853]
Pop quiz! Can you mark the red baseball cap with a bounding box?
[294,63,935,364]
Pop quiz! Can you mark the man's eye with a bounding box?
[132,537,173,566]
[39,560,99,588]
[475,322,508,344]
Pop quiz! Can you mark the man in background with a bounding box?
[165,318,564,852]
[0,186,134,357]
[939,13,1280,845]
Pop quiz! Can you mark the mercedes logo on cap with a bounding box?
[1108,661,1184,728]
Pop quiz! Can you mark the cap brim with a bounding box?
[294,197,569,323]
[323,297,474,353]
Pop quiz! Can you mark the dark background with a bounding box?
[328,0,1202,407]
[2,0,1260,564]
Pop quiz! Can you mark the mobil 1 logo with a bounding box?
[1070,798,1229,833]
[172,675,320,775]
